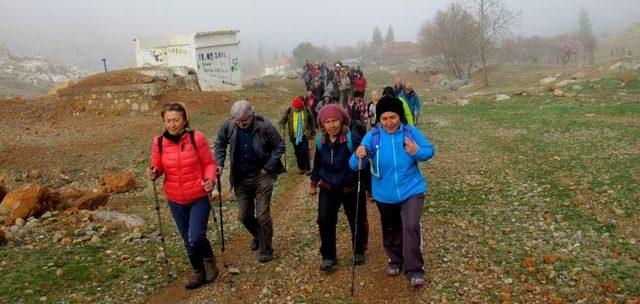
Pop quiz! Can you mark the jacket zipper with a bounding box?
[391,133,401,201]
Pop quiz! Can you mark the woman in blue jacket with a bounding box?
[350,95,435,288]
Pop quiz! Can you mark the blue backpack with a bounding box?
[315,130,355,152]
[367,123,413,178]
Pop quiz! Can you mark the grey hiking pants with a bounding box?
[375,193,425,279]
[235,172,274,255]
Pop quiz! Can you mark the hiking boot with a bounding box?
[386,265,401,276]
[250,238,259,252]
[353,254,366,266]
[184,270,206,289]
[258,253,273,263]
[410,276,426,288]
[320,259,338,271]
[203,257,219,282]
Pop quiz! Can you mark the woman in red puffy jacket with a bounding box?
[145,102,219,289]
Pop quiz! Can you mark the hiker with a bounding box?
[279,96,316,175]
[393,77,405,96]
[338,68,351,107]
[346,95,369,124]
[398,83,421,124]
[305,91,318,119]
[310,104,367,271]
[350,95,435,288]
[353,72,367,99]
[315,92,335,114]
[146,102,219,289]
[367,90,380,128]
[214,100,285,263]
[382,86,414,125]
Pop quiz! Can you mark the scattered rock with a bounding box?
[56,268,63,277]
[277,87,289,93]
[90,235,100,244]
[28,170,41,179]
[553,89,565,97]
[543,254,556,264]
[61,237,72,245]
[495,94,511,101]
[556,80,578,87]
[540,77,557,85]
[52,231,64,243]
[1,184,62,226]
[14,217,25,228]
[571,85,582,91]
[73,192,109,210]
[452,98,469,106]
[228,267,241,275]
[135,256,147,262]
[90,211,144,227]
[98,169,138,193]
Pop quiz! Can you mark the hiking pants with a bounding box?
[235,172,274,255]
[317,187,367,260]
[375,194,425,279]
[168,196,214,272]
[291,136,310,171]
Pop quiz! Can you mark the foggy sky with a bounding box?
[0,0,638,70]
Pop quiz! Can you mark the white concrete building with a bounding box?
[133,30,242,91]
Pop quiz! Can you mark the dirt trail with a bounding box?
[145,168,436,303]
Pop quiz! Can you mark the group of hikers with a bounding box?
[145,66,435,291]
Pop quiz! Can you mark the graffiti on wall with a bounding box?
[139,48,167,67]
[196,48,241,88]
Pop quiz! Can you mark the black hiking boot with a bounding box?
[258,253,273,263]
[250,238,259,252]
[320,259,338,271]
[353,254,366,266]
[203,257,219,282]
[184,270,206,289]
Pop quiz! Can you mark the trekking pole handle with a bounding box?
[357,157,362,170]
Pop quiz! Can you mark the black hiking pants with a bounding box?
[316,186,367,260]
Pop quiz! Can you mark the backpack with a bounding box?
[157,130,197,154]
[367,123,413,157]
[315,130,355,152]
[227,116,286,176]
[367,124,413,178]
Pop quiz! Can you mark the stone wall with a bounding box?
[56,72,200,113]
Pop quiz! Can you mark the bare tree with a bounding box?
[418,3,477,79]
[465,0,520,86]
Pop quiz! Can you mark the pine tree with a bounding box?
[578,7,597,64]
[372,26,384,49]
[384,25,395,44]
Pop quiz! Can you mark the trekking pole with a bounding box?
[351,158,363,296]
[281,126,287,171]
[150,169,175,282]
[215,173,230,269]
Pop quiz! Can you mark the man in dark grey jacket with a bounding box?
[214,100,285,263]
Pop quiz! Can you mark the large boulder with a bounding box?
[99,169,138,193]
[1,184,62,226]
[73,192,109,210]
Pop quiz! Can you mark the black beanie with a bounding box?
[375,95,407,124]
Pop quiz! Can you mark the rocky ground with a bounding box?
[1,61,639,303]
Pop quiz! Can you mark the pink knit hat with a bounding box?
[317,103,350,127]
